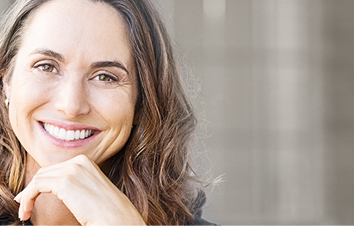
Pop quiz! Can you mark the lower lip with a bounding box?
[38,122,99,148]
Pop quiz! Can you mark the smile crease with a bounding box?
[42,122,94,141]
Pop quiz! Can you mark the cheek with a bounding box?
[93,90,136,127]
[9,73,51,115]
[8,71,52,142]
[86,89,137,164]
[89,70,138,120]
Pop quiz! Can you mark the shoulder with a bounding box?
[186,216,220,226]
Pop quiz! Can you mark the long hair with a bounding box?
[0,0,204,225]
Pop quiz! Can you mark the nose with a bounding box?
[55,76,90,118]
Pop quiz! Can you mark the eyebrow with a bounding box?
[30,48,129,74]
[91,61,129,75]
[31,48,65,62]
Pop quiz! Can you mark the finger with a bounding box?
[20,203,33,221]
[14,190,23,203]
[18,192,36,221]
[15,191,31,221]
[18,176,59,221]
[34,155,105,188]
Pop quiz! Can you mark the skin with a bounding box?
[5,0,145,224]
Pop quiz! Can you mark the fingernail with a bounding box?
[14,191,23,202]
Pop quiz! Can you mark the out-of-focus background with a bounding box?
[153,0,354,225]
[2,0,354,225]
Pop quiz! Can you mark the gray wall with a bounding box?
[155,0,354,225]
[2,0,354,225]
[0,0,12,14]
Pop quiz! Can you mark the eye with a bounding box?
[35,63,58,73]
[94,74,118,82]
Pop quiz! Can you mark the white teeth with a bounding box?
[75,130,80,140]
[49,125,54,134]
[54,126,59,137]
[59,128,66,140]
[80,130,86,139]
[42,123,94,141]
[66,130,75,141]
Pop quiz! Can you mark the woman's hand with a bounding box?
[14,155,146,225]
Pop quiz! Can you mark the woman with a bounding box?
[0,0,215,225]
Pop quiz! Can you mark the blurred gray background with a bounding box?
[154,0,354,225]
[2,0,354,225]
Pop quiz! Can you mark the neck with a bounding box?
[25,155,80,225]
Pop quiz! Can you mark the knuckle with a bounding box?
[74,154,94,169]
[75,154,89,163]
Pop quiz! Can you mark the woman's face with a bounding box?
[4,0,138,167]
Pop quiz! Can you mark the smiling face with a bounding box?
[4,0,138,168]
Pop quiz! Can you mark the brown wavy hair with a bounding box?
[0,0,205,225]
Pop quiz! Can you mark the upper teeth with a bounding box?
[43,123,94,141]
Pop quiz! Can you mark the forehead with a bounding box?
[19,0,132,65]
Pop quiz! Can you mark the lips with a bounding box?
[42,122,95,141]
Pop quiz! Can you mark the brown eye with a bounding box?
[41,64,54,72]
[98,74,111,82]
[95,74,118,82]
[38,64,57,73]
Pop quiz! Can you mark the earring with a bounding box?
[5,98,9,107]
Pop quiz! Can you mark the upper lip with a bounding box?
[39,120,100,131]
